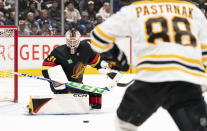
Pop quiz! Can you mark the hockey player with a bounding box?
[90,0,207,131]
[42,28,103,109]
[41,28,128,110]
[42,28,102,109]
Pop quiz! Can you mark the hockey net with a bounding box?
[0,26,18,102]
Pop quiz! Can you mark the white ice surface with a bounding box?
[0,74,206,131]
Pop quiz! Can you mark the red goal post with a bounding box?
[0,26,18,102]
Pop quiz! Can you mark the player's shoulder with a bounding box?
[79,39,92,49]
[52,44,68,53]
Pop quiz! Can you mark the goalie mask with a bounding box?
[65,29,81,54]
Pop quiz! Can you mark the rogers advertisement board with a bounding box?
[18,36,64,69]
[1,36,132,73]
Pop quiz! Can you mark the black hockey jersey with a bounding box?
[42,40,101,83]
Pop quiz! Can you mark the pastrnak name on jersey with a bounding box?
[136,3,193,19]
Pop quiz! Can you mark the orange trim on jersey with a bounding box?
[91,40,113,50]
[136,66,207,78]
[140,54,203,67]
[94,26,116,42]
[90,54,101,67]
[34,99,52,113]
[131,0,195,6]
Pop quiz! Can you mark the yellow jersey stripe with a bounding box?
[136,66,207,78]
[91,40,113,50]
[131,0,195,6]
[42,66,53,70]
[140,54,203,67]
[202,57,207,62]
[95,26,116,42]
[202,45,207,50]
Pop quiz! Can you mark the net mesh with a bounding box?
[0,27,17,102]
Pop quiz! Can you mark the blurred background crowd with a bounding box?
[0,0,206,36]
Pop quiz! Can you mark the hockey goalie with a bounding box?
[28,29,129,114]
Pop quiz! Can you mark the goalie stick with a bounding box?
[10,72,122,94]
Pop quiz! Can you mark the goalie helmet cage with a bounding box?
[0,26,18,103]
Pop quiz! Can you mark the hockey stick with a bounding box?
[98,66,123,89]
[117,80,134,87]
[10,72,112,94]
[99,67,133,88]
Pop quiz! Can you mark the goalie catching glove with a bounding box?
[101,44,129,71]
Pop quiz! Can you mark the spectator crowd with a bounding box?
[0,0,15,26]
[18,0,112,36]
[64,0,112,35]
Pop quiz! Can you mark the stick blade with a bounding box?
[117,80,134,87]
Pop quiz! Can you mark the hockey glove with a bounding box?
[107,72,118,80]
[51,81,65,90]
[49,81,68,94]
[101,44,129,71]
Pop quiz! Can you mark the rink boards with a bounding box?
[5,36,133,76]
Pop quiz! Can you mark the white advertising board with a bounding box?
[1,36,132,74]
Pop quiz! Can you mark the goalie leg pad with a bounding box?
[28,94,90,114]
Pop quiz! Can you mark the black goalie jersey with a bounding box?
[42,39,101,83]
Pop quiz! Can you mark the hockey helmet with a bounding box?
[65,28,81,54]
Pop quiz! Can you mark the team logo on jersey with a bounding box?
[71,62,86,79]
[67,59,73,64]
